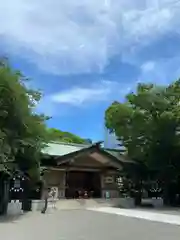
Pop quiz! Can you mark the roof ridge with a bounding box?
[103,148,121,152]
[49,141,91,147]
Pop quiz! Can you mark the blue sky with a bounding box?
[1,0,180,142]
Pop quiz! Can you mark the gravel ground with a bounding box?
[0,209,180,240]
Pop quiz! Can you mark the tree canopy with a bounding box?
[105,81,180,182]
[46,128,89,144]
[0,59,49,180]
[0,59,91,180]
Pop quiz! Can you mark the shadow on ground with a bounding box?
[0,213,28,224]
[76,199,86,206]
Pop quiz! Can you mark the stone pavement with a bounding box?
[88,206,180,225]
[0,208,180,240]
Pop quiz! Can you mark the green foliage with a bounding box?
[47,128,87,144]
[0,58,91,181]
[0,59,49,181]
[105,80,180,181]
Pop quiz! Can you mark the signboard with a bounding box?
[104,176,114,184]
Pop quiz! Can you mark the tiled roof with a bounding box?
[41,141,91,156]
[41,142,134,164]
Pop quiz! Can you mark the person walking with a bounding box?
[41,188,51,214]
[51,188,57,209]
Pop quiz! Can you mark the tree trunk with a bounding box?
[133,179,142,206]
[22,179,32,211]
[134,190,142,206]
[162,181,176,206]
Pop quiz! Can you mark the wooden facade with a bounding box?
[41,142,132,199]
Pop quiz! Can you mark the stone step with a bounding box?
[55,198,133,209]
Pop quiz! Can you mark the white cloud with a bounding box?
[49,80,121,106]
[1,0,180,75]
[141,61,155,72]
[139,56,180,86]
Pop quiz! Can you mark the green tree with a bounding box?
[0,59,49,181]
[105,81,180,204]
[47,128,88,144]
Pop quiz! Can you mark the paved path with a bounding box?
[88,207,180,225]
[0,209,180,240]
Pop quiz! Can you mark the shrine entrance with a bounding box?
[65,171,101,199]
